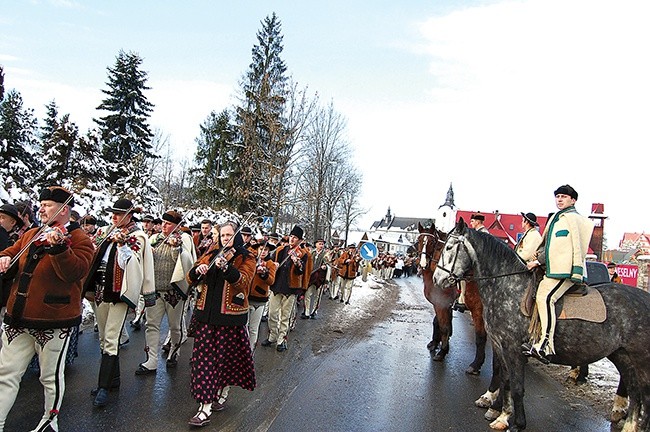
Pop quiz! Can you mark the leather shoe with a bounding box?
[135,364,157,375]
[521,343,550,365]
[166,358,178,368]
[276,341,287,352]
[93,388,109,407]
[260,339,274,347]
[300,313,310,319]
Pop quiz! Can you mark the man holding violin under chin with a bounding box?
[0,186,94,432]
[261,225,312,353]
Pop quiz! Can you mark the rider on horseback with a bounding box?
[522,185,594,364]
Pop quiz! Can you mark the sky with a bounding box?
[2,0,649,249]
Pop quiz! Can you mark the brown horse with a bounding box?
[416,222,488,375]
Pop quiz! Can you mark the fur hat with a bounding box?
[162,210,183,224]
[0,204,24,229]
[554,184,578,200]
[289,225,304,240]
[39,186,75,207]
[521,212,538,227]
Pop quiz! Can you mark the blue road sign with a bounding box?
[262,216,273,230]
[359,242,378,260]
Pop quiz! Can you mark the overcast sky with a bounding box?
[2,0,648,248]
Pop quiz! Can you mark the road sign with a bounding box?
[262,216,273,230]
[359,242,378,260]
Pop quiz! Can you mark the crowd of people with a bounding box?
[0,186,417,431]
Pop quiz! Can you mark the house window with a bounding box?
[509,224,514,230]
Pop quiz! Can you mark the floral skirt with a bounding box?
[190,323,256,403]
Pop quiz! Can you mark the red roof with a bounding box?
[456,210,548,248]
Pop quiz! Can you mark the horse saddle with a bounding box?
[520,280,607,323]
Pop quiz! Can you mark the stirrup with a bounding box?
[188,408,211,427]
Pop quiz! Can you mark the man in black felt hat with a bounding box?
[0,204,24,251]
[261,225,312,352]
[515,212,542,263]
[83,197,156,407]
[0,186,94,431]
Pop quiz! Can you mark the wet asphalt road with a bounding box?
[6,275,611,432]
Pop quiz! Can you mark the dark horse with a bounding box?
[433,219,650,431]
[416,222,488,375]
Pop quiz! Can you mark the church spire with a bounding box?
[440,183,455,209]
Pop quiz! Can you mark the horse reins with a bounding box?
[436,233,530,285]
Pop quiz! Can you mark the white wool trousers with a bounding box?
[267,292,296,345]
[95,301,129,356]
[339,278,355,303]
[534,277,574,355]
[142,294,184,369]
[247,302,266,350]
[303,285,321,316]
[0,325,71,432]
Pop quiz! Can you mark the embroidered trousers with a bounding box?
[0,326,70,432]
[142,292,184,369]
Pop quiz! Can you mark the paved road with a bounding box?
[6,275,611,431]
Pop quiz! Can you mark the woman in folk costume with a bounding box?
[247,240,277,350]
[185,221,256,427]
[0,187,94,432]
[136,210,196,375]
[83,198,155,407]
[522,185,594,364]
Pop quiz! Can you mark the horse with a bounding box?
[433,218,650,431]
[416,222,488,375]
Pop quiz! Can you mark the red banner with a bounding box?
[615,264,638,287]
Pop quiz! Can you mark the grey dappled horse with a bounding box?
[433,219,650,432]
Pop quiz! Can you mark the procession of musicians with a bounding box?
[0,186,418,431]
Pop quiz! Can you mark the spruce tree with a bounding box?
[95,50,155,190]
[192,109,236,208]
[39,101,79,188]
[0,89,40,197]
[234,13,289,214]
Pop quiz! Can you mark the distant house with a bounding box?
[367,207,432,255]
[619,232,650,254]
[455,210,548,248]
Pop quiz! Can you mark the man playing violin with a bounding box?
[83,198,155,408]
[261,225,312,353]
[0,186,94,432]
[137,210,196,375]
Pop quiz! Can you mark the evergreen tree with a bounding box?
[0,66,5,102]
[0,89,40,197]
[95,50,155,187]
[71,129,112,217]
[192,109,237,208]
[234,13,290,214]
[39,101,79,188]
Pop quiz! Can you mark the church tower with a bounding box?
[435,183,457,233]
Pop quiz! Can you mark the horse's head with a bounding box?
[416,221,446,272]
[433,218,473,290]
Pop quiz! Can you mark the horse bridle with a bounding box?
[417,231,445,271]
[436,232,531,285]
[435,233,468,287]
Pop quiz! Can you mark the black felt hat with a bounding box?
[0,204,24,229]
[289,225,304,240]
[106,198,134,213]
[521,212,538,227]
[470,213,485,221]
